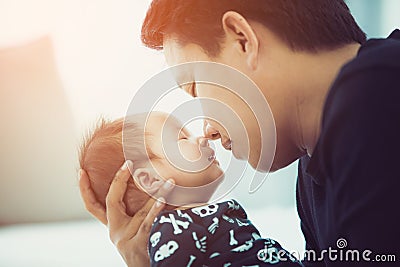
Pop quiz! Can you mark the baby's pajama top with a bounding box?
[148,199,303,267]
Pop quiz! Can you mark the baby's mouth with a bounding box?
[207,154,220,166]
[208,154,216,162]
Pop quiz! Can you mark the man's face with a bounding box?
[163,38,264,171]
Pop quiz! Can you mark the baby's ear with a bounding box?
[132,168,163,194]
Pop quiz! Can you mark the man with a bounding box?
[79,0,400,266]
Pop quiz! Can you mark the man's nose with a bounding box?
[198,137,210,147]
[203,121,221,140]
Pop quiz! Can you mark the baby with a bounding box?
[79,112,301,267]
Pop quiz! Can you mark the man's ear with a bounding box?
[132,168,164,194]
[221,11,259,70]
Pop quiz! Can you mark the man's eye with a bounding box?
[179,133,188,140]
[190,82,197,97]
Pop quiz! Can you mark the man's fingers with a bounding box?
[79,169,107,225]
[127,179,175,237]
[154,179,175,200]
[132,179,175,223]
[136,198,166,243]
[106,161,133,228]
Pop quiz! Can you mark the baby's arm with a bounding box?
[148,210,208,267]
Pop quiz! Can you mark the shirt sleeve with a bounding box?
[319,66,400,258]
[148,210,208,267]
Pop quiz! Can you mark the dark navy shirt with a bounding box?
[149,200,302,266]
[297,30,400,266]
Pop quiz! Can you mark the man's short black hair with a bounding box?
[141,0,366,57]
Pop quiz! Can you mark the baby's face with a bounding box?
[144,112,224,188]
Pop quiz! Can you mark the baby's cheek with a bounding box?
[178,143,201,162]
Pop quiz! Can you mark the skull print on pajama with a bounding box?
[148,200,303,267]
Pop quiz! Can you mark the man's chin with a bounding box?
[249,160,269,173]
[248,156,277,173]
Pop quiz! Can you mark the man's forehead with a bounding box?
[164,36,208,65]
[163,37,183,66]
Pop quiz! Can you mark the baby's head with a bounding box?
[79,112,223,215]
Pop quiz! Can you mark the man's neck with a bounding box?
[294,43,361,157]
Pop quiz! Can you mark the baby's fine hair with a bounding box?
[79,116,150,207]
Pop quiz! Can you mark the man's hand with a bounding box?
[79,160,175,267]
